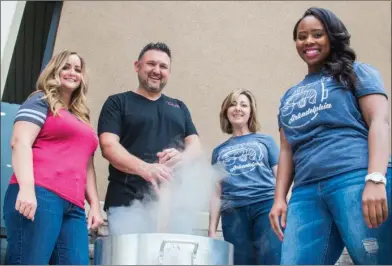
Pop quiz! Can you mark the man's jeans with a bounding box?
[281,168,392,265]
[221,199,281,265]
[3,184,89,265]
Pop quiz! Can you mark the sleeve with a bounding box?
[353,62,388,99]
[97,95,123,137]
[266,136,280,168]
[179,101,198,137]
[14,92,49,128]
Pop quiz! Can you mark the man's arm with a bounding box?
[98,96,150,177]
[97,95,172,187]
[99,132,172,188]
[157,134,202,166]
[185,134,202,154]
[100,133,148,177]
[158,100,201,165]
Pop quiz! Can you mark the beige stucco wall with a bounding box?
[53,1,391,200]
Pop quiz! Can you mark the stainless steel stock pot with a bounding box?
[93,233,234,265]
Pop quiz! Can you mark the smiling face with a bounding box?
[295,15,331,73]
[135,49,171,93]
[227,94,251,131]
[59,54,82,93]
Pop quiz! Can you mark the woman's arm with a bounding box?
[358,94,390,228]
[85,156,104,230]
[274,129,294,203]
[11,122,40,189]
[11,121,41,220]
[269,128,294,241]
[359,94,390,177]
[208,181,222,237]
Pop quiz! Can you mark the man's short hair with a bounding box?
[138,42,172,61]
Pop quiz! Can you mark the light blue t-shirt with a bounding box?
[211,133,279,211]
[278,62,388,188]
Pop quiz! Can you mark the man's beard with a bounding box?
[139,76,166,93]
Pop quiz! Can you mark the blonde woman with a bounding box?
[208,89,281,265]
[2,51,103,264]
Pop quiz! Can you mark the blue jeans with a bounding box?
[281,168,392,265]
[221,199,281,265]
[3,184,89,265]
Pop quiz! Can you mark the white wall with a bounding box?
[1,1,26,98]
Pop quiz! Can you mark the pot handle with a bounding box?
[158,240,199,265]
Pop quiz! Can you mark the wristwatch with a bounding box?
[365,172,387,186]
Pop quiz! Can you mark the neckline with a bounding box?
[305,66,329,79]
[129,90,164,102]
[305,71,323,79]
[230,132,255,139]
[58,108,87,125]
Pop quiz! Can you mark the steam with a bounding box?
[108,142,226,236]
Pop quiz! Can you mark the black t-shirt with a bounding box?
[97,91,198,210]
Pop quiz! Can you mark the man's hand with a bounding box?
[140,163,173,192]
[157,148,183,167]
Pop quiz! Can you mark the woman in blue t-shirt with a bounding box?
[269,7,391,265]
[208,89,282,265]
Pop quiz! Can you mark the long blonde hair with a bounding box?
[219,88,261,134]
[34,50,90,124]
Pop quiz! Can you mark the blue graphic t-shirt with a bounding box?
[278,62,388,188]
[211,133,279,211]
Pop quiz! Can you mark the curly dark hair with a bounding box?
[293,7,357,91]
[138,42,172,61]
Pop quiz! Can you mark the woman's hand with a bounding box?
[269,199,287,241]
[362,181,388,228]
[87,204,104,231]
[15,186,37,221]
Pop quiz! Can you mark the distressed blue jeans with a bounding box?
[221,199,281,265]
[3,184,89,265]
[281,168,392,265]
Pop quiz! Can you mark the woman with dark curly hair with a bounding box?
[269,7,391,265]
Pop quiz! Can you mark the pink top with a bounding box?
[10,92,98,209]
